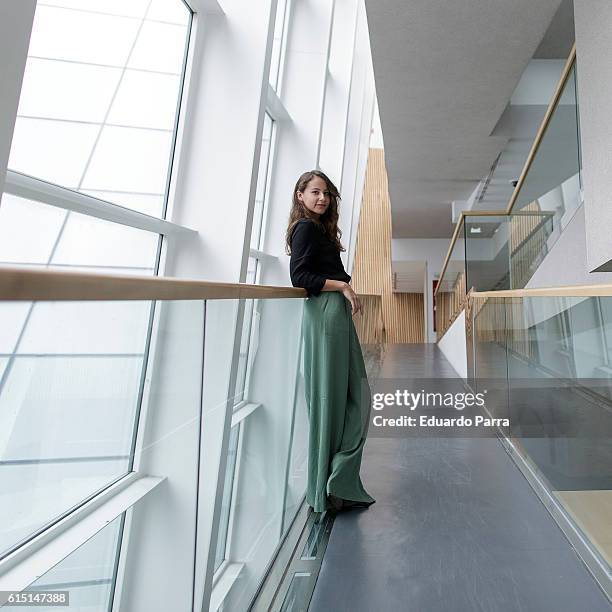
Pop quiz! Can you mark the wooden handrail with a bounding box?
[434,216,465,299]
[473,283,612,298]
[505,43,577,215]
[0,266,306,301]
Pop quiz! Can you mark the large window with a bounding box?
[233,113,277,406]
[0,0,193,564]
[7,0,191,218]
[250,113,276,255]
[269,0,291,93]
[211,5,291,591]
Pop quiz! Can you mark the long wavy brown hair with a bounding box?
[285,170,345,255]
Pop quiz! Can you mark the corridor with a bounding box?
[309,344,611,611]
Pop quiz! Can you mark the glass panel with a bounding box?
[511,66,581,251]
[0,304,30,352]
[107,71,182,130]
[0,300,152,558]
[82,126,173,195]
[250,113,275,252]
[473,294,612,573]
[127,21,189,74]
[599,298,612,366]
[17,58,121,123]
[1,513,123,612]
[148,0,191,25]
[282,341,308,532]
[26,7,142,65]
[41,1,150,19]
[233,300,257,406]
[506,209,554,289]
[464,212,553,292]
[0,194,67,265]
[269,0,290,92]
[472,296,508,381]
[509,295,612,570]
[10,118,99,188]
[118,299,204,611]
[464,215,510,292]
[219,297,305,611]
[213,424,241,573]
[19,301,151,354]
[279,572,312,612]
[0,194,158,272]
[8,1,192,218]
[3,298,205,609]
[51,212,158,270]
[470,295,509,425]
[460,65,578,295]
[435,217,465,339]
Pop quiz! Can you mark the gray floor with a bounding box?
[309,344,611,612]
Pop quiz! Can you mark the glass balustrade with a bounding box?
[438,61,581,339]
[464,211,554,292]
[1,293,307,612]
[435,216,466,340]
[512,65,582,239]
[0,298,205,610]
[210,297,306,611]
[471,293,612,576]
[0,298,155,559]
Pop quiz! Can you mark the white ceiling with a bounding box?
[364,0,567,239]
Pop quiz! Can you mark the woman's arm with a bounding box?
[321,279,363,315]
[289,220,362,315]
[289,221,327,296]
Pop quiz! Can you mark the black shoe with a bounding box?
[326,494,344,513]
[342,499,375,510]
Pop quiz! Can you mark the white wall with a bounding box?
[437,310,467,379]
[392,238,449,343]
[525,205,610,288]
[370,99,384,149]
[344,2,376,274]
[262,0,375,289]
[166,1,275,284]
[574,0,612,272]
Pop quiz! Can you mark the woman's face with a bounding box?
[297,176,330,216]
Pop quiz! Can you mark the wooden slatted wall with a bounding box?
[353,294,386,345]
[351,148,424,343]
[509,202,550,289]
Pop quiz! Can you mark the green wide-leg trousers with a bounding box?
[302,291,376,513]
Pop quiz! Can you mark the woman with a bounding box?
[286,170,376,514]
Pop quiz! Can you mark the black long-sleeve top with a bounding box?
[289,219,351,297]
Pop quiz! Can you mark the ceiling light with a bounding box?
[470,227,482,234]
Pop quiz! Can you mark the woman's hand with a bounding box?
[341,282,363,316]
